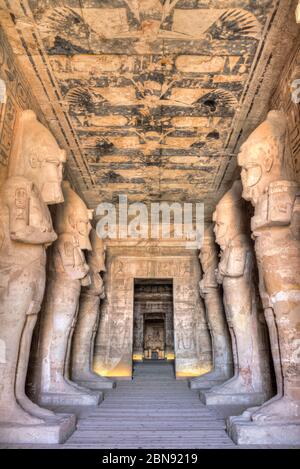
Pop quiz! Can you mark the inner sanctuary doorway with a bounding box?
[133,279,175,362]
[93,247,212,379]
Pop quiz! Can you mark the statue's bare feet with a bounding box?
[74,371,112,383]
[229,394,283,423]
[64,377,94,393]
[241,406,260,419]
[209,374,239,393]
[252,396,300,423]
[49,376,92,396]
[192,368,230,383]
[17,393,59,420]
[0,402,45,425]
[241,394,281,419]
[210,374,254,395]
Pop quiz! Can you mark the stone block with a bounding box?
[0,413,76,444]
[199,390,266,407]
[75,377,115,390]
[227,415,300,445]
[189,377,226,390]
[37,390,102,407]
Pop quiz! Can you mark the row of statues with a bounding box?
[191,111,300,445]
[0,108,299,446]
[0,110,113,444]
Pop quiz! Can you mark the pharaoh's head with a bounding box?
[213,181,246,250]
[238,110,287,205]
[9,110,66,205]
[55,181,93,250]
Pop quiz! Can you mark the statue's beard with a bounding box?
[41,182,64,205]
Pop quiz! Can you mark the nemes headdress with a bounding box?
[238,110,287,167]
[9,110,66,177]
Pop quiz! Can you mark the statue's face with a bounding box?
[69,208,92,250]
[29,147,66,205]
[213,210,228,250]
[238,141,274,205]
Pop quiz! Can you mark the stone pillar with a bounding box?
[229,110,300,445]
[33,182,102,407]
[0,110,75,444]
[200,181,272,409]
[190,226,233,389]
[133,302,144,359]
[71,229,115,390]
[165,305,174,357]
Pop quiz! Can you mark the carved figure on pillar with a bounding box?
[200,181,272,408]
[190,226,233,390]
[71,229,115,390]
[33,182,102,407]
[229,110,300,445]
[0,110,76,444]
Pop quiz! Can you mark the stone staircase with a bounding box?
[64,361,235,449]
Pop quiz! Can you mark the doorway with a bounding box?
[132,279,174,362]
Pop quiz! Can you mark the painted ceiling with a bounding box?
[0,1,296,216]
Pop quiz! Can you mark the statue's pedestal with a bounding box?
[200,389,266,407]
[75,377,115,390]
[0,413,76,444]
[227,415,300,445]
[37,390,102,407]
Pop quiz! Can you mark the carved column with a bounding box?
[0,110,76,444]
[190,226,233,389]
[71,229,115,390]
[200,181,272,409]
[33,182,102,407]
[229,110,300,445]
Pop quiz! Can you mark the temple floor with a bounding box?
[2,362,300,449]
